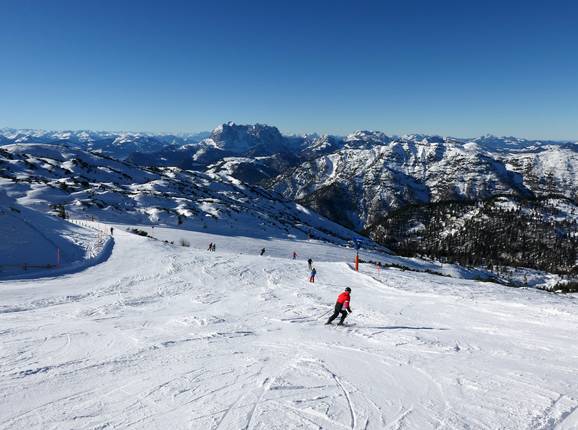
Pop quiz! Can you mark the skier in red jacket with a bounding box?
[325,287,352,325]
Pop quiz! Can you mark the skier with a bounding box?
[309,267,317,283]
[293,251,297,260]
[211,243,216,252]
[307,258,313,270]
[260,248,266,256]
[325,287,352,325]
[207,242,213,251]
[110,227,114,236]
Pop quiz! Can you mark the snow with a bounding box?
[1,226,578,429]
[0,144,373,250]
[0,192,112,279]
[0,128,209,158]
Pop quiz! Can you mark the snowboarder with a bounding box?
[307,258,313,270]
[207,242,213,251]
[326,287,352,325]
[293,251,297,260]
[309,267,317,283]
[260,248,266,256]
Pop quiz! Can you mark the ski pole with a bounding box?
[316,309,332,320]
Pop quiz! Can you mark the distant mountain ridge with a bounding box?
[270,137,578,230]
[2,123,577,233]
[0,128,210,158]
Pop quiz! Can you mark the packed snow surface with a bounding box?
[1,227,578,429]
[0,193,112,279]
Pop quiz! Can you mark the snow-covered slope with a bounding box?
[500,144,578,197]
[0,191,111,278]
[1,226,577,429]
[0,143,370,246]
[270,141,532,229]
[270,136,578,230]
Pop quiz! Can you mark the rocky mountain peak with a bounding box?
[207,122,288,155]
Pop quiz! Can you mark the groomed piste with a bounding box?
[1,225,578,429]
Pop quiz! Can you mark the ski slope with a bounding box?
[1,228,578,429]
[0,192,112,280]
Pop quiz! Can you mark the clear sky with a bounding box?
[1,0,577,139]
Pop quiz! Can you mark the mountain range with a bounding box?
[3,123,575,229]
[0,143,368,248]
[1,123,576,275]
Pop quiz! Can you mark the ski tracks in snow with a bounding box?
[2,230,578,429]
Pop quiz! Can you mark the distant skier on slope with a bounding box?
[293,251,297,260]
[325,287,352,325]
[110,227,114,236]
[260,248,266,256]
[307,258,313,270]
[309,267,317,283]
[207,242,213,251]
[211,243,216,252]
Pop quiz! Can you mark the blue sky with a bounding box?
[1,0,577,139]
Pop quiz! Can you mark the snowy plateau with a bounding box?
[1,125,578,429]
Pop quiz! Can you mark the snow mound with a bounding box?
[0,192,111,279]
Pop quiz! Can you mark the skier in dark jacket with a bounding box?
[326,287,352,325]
[307,258,313,270]
[309,267,317,283]
[260,248,266,256]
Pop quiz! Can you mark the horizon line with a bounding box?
[1,124,576,143]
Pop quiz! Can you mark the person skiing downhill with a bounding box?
[326,287,352,325]
[309,267,317,283]
[211,243,216,252]
[293,251,297,260]
[207,242,213,251]
[307,258,313,270]
[260,248,266,256]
